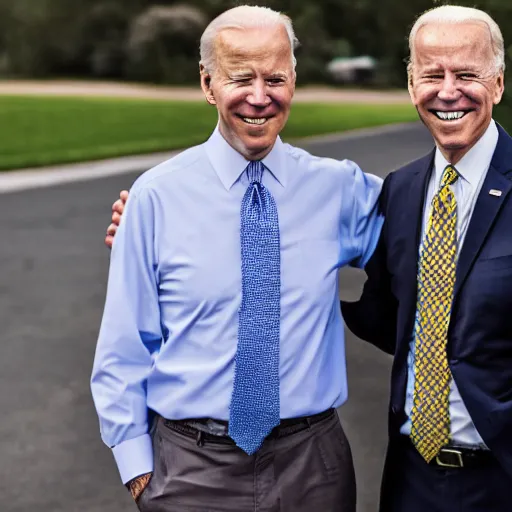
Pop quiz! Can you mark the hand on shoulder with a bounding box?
[105,190,129,249]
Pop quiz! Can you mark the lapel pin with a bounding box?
[489,189,502,197]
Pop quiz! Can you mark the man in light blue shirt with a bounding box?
[92,5,383,511]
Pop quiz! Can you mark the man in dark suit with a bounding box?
[342,5,512,511]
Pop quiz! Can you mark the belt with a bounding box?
[430,445,495,469]
[401,437,495,469]
[164,408,335,446]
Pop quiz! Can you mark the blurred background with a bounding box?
[0,0,511,171]
[0,1,510,512]
[0,0,509,88]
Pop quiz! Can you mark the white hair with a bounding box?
[199,5,299,75]
[408,5,505,80]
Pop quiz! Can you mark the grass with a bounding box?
[0,95,417,170]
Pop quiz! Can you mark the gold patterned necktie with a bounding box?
[410,164,459,462]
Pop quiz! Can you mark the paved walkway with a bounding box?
[0,79,410,104]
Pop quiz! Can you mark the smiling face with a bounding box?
[200,24,295,160]
[409,22,504,164]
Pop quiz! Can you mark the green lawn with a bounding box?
[0,95,417,170]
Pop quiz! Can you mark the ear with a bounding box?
[493,72,505,105]
[290,71,297,98]
[407,66,416,105]
[200,64,216,105]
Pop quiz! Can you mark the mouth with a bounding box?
[429,110,473,121]
[237,115,270,126]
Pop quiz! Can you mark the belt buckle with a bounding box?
[435,448,464,468]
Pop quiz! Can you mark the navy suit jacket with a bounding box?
[342,124,512,478]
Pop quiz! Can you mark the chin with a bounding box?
[437,138,474,162]
[246,143,272,157]
[437,136,467,148]
[246,133,274,146]
[432,127,470,148]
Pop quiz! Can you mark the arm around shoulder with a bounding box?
[341,171,397,354]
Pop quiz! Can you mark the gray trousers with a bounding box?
[138,411,356,512]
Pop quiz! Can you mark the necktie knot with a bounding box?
[441,165,459,187]
[246,160,264,184]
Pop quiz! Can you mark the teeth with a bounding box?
[242,117,267,125]
[436,111,465,120]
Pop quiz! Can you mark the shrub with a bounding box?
[83,2,131,78]
[125,5,208,84]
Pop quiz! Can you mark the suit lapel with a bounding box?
[454,125,512,296]
[401,150,435,339]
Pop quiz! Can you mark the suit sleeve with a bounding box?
[341,172,397,354]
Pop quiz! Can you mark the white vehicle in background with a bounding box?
[327,55,376,84]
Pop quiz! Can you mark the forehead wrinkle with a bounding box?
[223,60,291,77]
[219,46,291,68]
[217,54,292,80]
[416,51,494,76]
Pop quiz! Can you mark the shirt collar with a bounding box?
[434,119,499,189]
[204,125,287,190]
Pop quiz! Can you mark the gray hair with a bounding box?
[408,5,505,80]
[199,5,299,75]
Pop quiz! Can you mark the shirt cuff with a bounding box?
[112,434,154,484]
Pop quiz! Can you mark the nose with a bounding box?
[247,79,271,107]
[437,73,461,102]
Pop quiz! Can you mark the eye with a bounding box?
[267,78,285,85]
[458,73,477,80]
[425,74,443,80]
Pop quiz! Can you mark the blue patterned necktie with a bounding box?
[228,160,281,455]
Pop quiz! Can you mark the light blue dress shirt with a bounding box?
[400,120,499,446]
[91,126,383,483]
